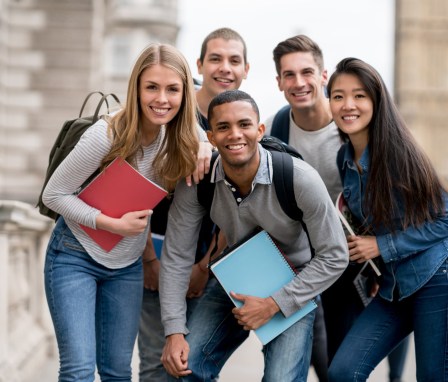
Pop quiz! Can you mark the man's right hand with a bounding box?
[161,334,192,378]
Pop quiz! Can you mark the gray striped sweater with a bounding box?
[43,118,205,269]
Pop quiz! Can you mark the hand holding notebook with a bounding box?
[335,192,381,276]
[209,229,317,345]
[78,158,168,252]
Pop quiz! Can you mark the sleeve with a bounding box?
[197,122,208,141]
[159,179,207,336]
[271,162,349,317]
[377,192,448,262]
[42,120,112,228]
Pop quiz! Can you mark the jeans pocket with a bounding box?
[55,226,87,255]
[61,235,86,253]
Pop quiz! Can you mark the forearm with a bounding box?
[95,213,120,233]
[377,214,448,263]
[142,228,158,262]
[159,179,207,335]
[275,167,348,317]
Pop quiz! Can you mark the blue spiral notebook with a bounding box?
[209,230,317,345]
[151,233,164,259]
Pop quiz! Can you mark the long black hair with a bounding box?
[328,57,445,231]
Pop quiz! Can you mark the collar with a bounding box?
[341,142,370,172]
[210,144,273,186]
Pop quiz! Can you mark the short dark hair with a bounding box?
[199,27,247,64]
[273,34,324,76]
[208,90,259,125]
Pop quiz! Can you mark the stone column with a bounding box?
[395,0,448,184]
[0,201,54,382]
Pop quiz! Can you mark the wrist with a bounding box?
[143,257,158,264]
[198,262,209,273]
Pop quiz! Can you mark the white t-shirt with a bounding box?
[265,110,342,203]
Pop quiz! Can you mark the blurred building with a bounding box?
[0,0,447,381]
[0,0,446,204]
[0,0,179,204]
[395,0,448,184]
[0,1,178,381]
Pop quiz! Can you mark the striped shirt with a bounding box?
[43,118,206,269]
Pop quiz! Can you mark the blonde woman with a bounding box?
[42,43,210,382]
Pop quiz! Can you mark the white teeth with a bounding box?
[152,107,169,114]
[216,78,232,83]
[292,91,308,97]
[343,116,358,120]
[228,144,245,150]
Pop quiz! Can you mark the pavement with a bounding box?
[35,332,416,381]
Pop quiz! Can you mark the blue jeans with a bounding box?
[138,288,203,382]
[311,296,328,382]
[176,278,315,382]
[138,289,169,382]
[44,218,143,382]
[322,263,410,381]
[328,259,448,381]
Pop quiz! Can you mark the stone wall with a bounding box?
[0,0,178,205]
[0,1,179,379]
[395,0,448,184]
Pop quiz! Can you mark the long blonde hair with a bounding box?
[102,43,199,191]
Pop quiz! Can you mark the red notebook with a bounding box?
[78,158,168,252]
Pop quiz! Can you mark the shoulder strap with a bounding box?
[198,151,315,257]
[336,144,345,168]
[270,105,291,144]
[270,151,302,221]
[79,92,121,122]
[79,91,105,118]
[336,144,347,181]
[197,152,219,210]
[270,151,315,257]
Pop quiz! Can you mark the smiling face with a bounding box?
[197,38,249,97]
[207,100,264,173]
[277,51,327,112]
[329,73,373,145]
[138,64,183,130]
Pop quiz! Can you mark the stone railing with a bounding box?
[0,201,55,382]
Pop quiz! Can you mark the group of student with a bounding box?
[41,27,448,382]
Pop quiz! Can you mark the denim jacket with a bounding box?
[338,143,448,301]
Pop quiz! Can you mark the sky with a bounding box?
[176,0,395,121]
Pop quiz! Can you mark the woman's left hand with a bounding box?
[347,235,381,263]
[186,142,213,186]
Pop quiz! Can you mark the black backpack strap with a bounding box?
[197,151,219,211]
[336,143,348,182]
[270,151,316,257]
[270,105,291,144]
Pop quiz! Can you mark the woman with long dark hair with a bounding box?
[327,57,448,381]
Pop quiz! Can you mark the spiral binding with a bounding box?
[265,232,297,276]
